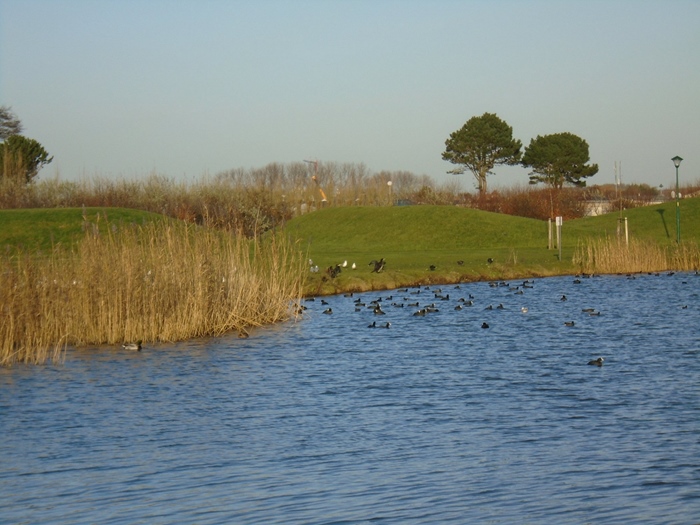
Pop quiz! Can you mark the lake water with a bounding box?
[2,273,700,524]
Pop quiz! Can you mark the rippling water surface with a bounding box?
[2,274,700,524]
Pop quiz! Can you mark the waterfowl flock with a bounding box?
[122,272,695,361]
[302,272,698,367]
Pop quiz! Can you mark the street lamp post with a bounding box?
[387,180,393,206]
[672,156,683,244]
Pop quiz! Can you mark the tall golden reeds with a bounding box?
[0,219,307,366]
[573,237,700,274]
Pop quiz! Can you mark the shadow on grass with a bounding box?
[656,209,670,239]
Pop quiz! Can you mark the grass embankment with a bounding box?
[0,208,306,366]
[0,207,165,253]
[283,199,700,295]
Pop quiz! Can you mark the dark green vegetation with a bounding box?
[0,106,53,183]
[522,132,599,188]
[441,112,600,195]
[442,112,522,194]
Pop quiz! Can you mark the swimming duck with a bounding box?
[122,340,142,351]
[588,357,604,366]
[564,321,575,327]
[367,321,377,328]
[323,308,333,314]
[481,322,489,329]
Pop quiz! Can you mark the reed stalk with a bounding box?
[573,237,700,274]
[0,221,307,366]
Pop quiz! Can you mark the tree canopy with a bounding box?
[0,106,53,183]
[521,132,598,188]
[0,134,53,184]
[442,112,522,194]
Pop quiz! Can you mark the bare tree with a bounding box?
[0,106,23,140]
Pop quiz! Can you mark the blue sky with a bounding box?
[1,0,698,189]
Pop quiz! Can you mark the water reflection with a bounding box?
[1,273,699,524]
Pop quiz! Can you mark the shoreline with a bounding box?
[302,267,578,297]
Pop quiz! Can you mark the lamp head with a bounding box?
[672,156,683,168]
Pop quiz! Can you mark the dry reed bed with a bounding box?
[573,237,700,274]
[1,221,307,366]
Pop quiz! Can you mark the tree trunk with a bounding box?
[477,167,488,194]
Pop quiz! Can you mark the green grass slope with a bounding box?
[285,199,700,294]
[0,207,167,252]
[286,206,562,293]
[4,199,699,295]
[565,198,700,244]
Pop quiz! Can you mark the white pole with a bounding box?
[556,216,563,261]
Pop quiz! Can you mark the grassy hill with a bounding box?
[285,199,700,293]
[0,207,168,252]
[565,199,700,244]
[3,199,699,294]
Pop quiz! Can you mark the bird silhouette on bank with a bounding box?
[369,258,386,273]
